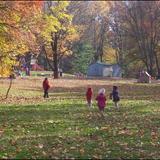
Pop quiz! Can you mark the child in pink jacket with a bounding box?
[96,88,106,118]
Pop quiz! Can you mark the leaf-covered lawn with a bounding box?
[0,77,160,159]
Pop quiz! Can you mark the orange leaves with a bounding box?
[38,143,44,149]
[0,1,43,75]
[138,129,145,138]
[100,126,109,131]
[118,127,133,136]
[79,148,85,155]
[13,1,43,16]
[151,129,159,141]
[9,139,17,146]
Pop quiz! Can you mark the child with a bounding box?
[110,86,120,109]
[96,88,106,117]
[43,77,50,98]
[86,87,93,108]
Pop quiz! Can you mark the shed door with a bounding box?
[103,67,113,77]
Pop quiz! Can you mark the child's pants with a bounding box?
[44,90,49,98]
[87,99,92,107]
[114,102,119,108]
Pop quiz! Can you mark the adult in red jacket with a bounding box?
[43,78,50,98]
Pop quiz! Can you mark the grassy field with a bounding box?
[0,76,160,159]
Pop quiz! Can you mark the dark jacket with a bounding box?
[111,90,120,102]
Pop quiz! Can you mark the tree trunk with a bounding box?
[148,57,154,77]
[53,51,58,79]
[97,18,105,63]
[92,20,98,63]
[25,52,32,76]
[42,45,54,71]
[51,33,59,79]
[154,51,160,78]
[5,76,13,99]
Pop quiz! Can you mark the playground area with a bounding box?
[0,76,160,159]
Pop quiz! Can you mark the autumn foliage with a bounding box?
[0,1,43,77]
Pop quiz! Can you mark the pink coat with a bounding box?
[96,93,106,109]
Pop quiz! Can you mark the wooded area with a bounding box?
[0,1,160,78]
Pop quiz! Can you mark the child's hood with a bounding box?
[98,93,105,97]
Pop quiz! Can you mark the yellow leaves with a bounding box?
[39,1,77,61]
[67,27,77,35]
[11,12,21,24]
[41,15,60,42]
[41,1,76,44]
[0,37,28,77]
[51,1,70,16]
[103,47,117,64]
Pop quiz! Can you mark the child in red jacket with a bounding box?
[96,88,106,117]
[43,78,50,98]
[86,87,93,108]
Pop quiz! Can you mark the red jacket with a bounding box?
[96,93,106,108]
[86,88,93,101]
[43,80,50,90]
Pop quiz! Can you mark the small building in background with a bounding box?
[87,62,122,77]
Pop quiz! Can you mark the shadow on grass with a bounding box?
[0,100,160,159]
[1,100,159,129]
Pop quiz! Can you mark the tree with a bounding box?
[36,1,77,78]
[69,1,112,63]
[0,1,43,77]
[108,1,160,77]
[72,42,94,74]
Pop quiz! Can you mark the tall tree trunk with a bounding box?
[51,33,59,79]
[93,20,99,62]
[148,55,153,76]
[154,51,160,78]
[100,54,103,62]
[42,45,54,71]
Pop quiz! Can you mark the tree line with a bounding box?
[0,1,160,78]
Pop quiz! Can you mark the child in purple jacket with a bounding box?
[110,86,120,109]
[96,88,106,118]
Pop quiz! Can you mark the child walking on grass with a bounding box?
[86,87,93,108]
[43,77,50,98]
[96,88,106,118]
[110,86,120,109]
